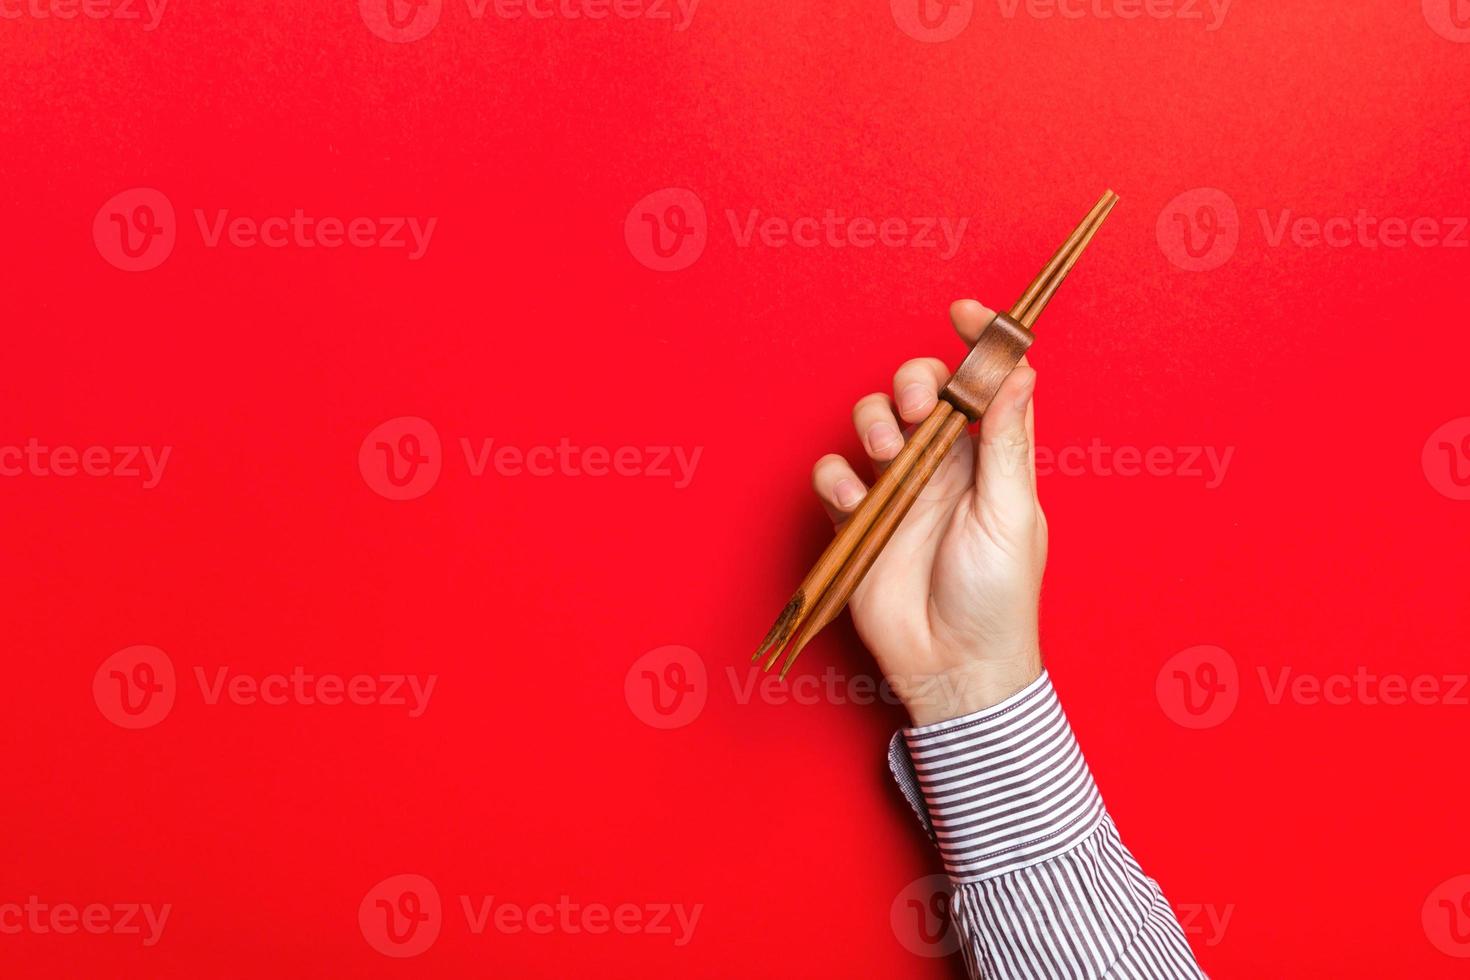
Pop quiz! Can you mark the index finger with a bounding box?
[949,297,1034,424]
[949,298,997,345]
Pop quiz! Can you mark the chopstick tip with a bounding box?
[754,594,805,665]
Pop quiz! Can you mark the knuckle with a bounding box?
[811,453,848,483]
[995,435,1033,461]
[851,393,889,419]
[987,429,1031,451]
[894,357,945,389]
[982,431,1032,473]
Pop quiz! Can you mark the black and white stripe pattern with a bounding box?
[888,671,1206,979]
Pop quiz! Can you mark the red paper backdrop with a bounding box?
[3,1,1469,976]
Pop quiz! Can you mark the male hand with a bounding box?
[810,299,1046,726]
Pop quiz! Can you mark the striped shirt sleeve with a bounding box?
[887,671,1207,979]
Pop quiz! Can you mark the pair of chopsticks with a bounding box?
[754,190,1120,678]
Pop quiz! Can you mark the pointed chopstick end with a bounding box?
[754,593,805,663]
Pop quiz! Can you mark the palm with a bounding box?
[850,432,1044,674]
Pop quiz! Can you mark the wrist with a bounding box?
[899,653,1043,727]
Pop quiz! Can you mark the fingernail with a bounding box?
[1015,375,1035,412]
[866,421,901,456]
[898,384,934,418]
[834,479,865,510]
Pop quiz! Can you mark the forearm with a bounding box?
[889,671,1206,979]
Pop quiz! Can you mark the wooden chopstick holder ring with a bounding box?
[940,312,1035,422]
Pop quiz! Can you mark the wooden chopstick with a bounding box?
[771,200,1113,677]
[1019,193,1118,327]
[776,407,970,676]
[753,404,956,667]
[756,192,1118,676]
[1012,192,1116,321]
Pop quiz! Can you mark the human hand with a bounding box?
[810,299,1046,727]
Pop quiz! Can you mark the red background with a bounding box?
[4,0,1469,976]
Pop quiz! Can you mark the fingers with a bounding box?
[811,453,867,525]
[892,357,950,425]
[975,357,1039,520]
[851,355,948,475]
[852,394,904,467]
[950,298,997,346]
[814,347,987,526]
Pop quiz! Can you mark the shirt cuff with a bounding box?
[890,670,1106,883]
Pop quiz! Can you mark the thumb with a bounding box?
[974,359,1038,519]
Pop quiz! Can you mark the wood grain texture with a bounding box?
[941,312,1035,422]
